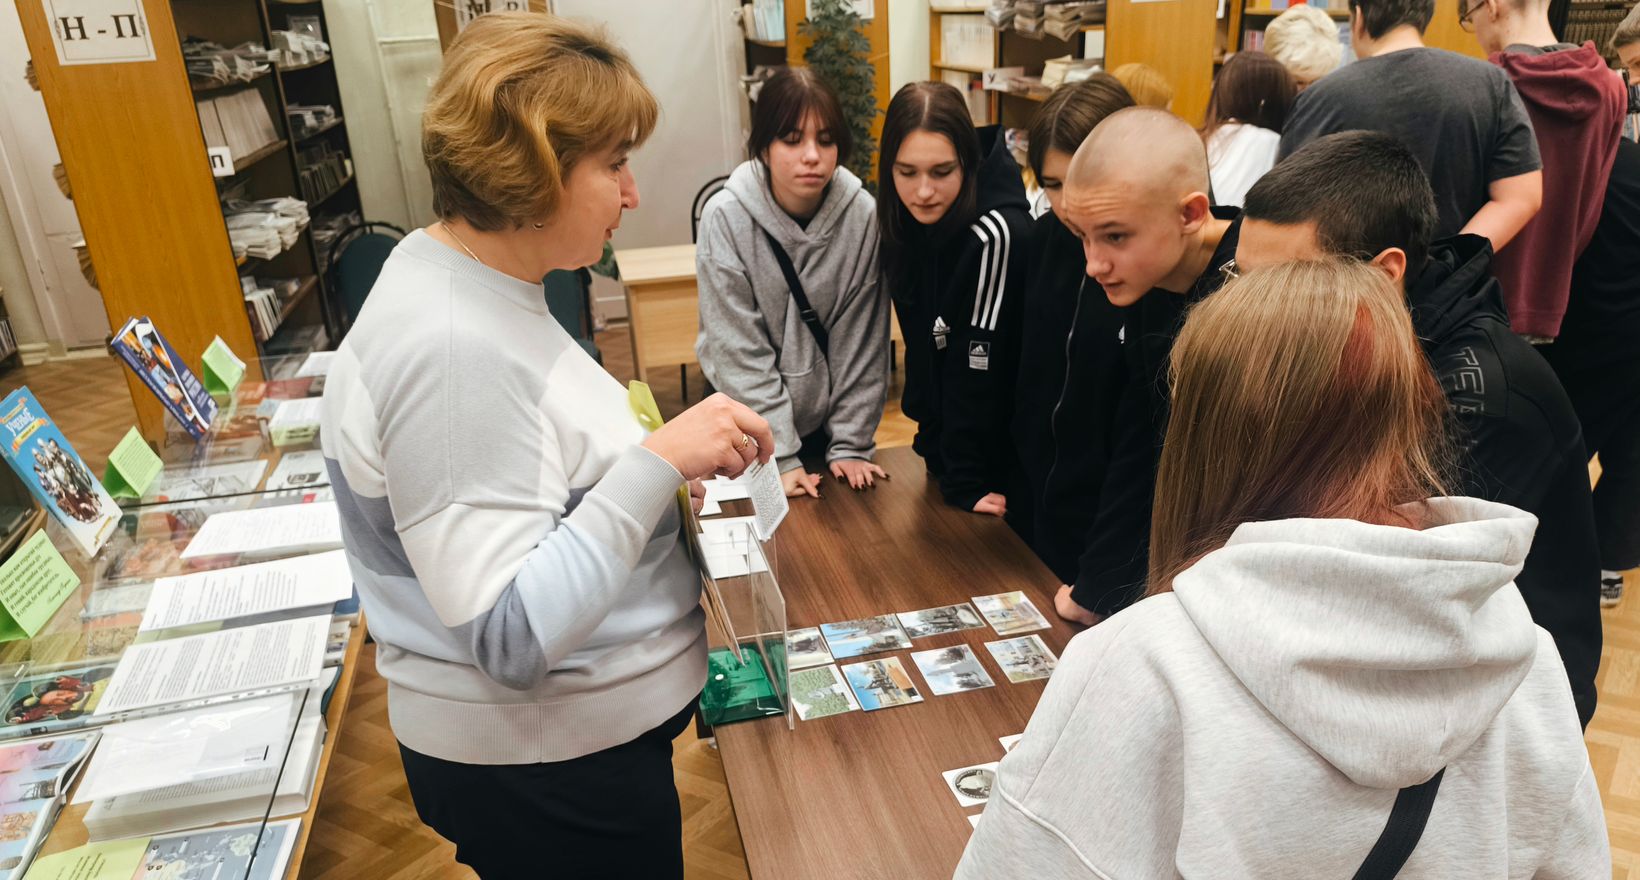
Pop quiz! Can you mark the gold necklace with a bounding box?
[440,221,482,263]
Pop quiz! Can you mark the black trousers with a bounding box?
[397,702,695,880]
[1541,346,1640,571]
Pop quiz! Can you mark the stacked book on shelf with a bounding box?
[181,39,271,89]
[223,197,309,260]
[242,276,304,341]
[287,103,339,139]
[988,0,1104,38]
[1044,1,1104,39]
[295,142,352,205]
[742,0,785,42]
[0,316,15,361]
[195,89,280,164]
[271,30,330,68]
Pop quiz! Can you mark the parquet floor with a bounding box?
[8,336,1639,879]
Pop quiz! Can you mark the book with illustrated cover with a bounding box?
[109,317,218,439]
[0,388,119,556]
[138,818,301,880]
[0,730,99,880]
[0,663,117,741]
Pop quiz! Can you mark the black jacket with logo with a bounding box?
[1411,235,1602,727]
[1010,210,1129,581]
[1070,210,1241,614]
[890,128,1034,510]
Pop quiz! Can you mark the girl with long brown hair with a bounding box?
[877,82,1032,517]
[1202,50,1296,207]
[958,260,1606,878]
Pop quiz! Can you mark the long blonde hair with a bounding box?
[1147,259,1451,594]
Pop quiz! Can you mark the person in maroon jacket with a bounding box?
[1464,0,1627,341]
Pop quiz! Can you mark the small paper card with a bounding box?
[746,459,788,542]
[200,336,247,397]
[0,531,80,642]
[102,427,162,499]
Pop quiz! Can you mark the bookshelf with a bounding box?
[15,0,375,438]
[174,0,357,357]
[931,0,1217,129]
[15,0,266,438]
[0,287,19,376]
[1231,0,1487,60]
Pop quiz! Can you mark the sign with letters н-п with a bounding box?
[42,0,157,66]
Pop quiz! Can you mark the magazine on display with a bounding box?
[0,731,99,880]
[109,317,218,440]
[0,388,119,557]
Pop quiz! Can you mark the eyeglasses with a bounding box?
[1457,0,1486,32]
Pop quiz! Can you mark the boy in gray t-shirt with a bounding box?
[1279,0,1541,246]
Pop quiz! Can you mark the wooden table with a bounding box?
[615,244,700,385]
[713,445,1076,880]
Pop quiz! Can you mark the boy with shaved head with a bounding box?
[1051,107,1240,624]
[1463,0,1625,341]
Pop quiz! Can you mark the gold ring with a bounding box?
[739,434,752,449]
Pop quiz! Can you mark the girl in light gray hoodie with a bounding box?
[958,260,1608,878]
[695,68,888,498]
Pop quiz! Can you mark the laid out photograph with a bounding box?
[1,0,1635,876]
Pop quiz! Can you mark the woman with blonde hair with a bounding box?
[1265,4,1344,89]
[320,14,772,878]
[958,260,1606,878]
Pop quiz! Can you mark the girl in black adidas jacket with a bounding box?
[878,82,1033,515]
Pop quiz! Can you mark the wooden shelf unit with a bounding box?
[15,0,372,439]
[1230,0,1486,60]
[927,0,1217,129]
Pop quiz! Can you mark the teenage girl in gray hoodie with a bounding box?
[695,68,888,498]
[958,260,1607,878]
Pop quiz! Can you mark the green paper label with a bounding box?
[201,336,246,396]
[0,530,81,642]
[22,835,150,880]
[103,427,162,499]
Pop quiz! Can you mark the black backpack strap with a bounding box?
[1351,769,1446,880]
[763,231,828,358]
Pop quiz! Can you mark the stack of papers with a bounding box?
[180,500,341,559]
[1044,0,1104,39]
[223,198,310,260]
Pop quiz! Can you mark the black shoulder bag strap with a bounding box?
[1351,768,1447,880]
[763,231,828,358]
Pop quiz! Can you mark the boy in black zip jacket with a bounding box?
[1237,131,1602,727]
[1054,109,1240,622]
[1009,75,1136,579]
[881,93,1034,513]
